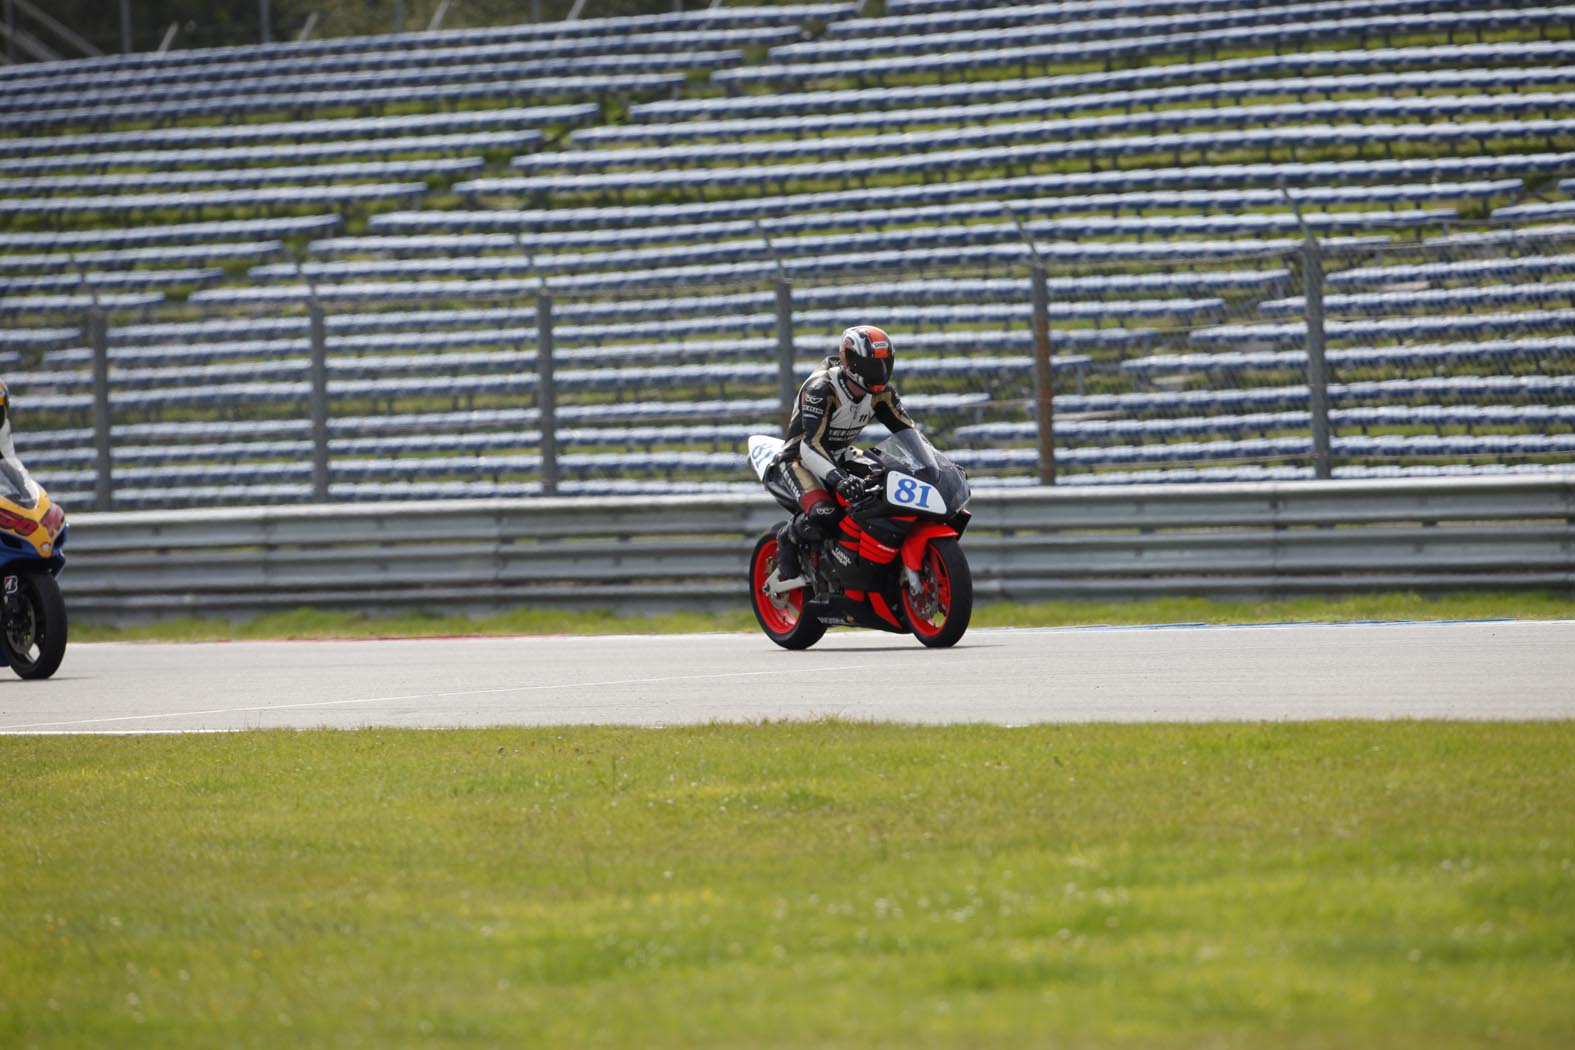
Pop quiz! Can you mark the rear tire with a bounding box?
[749,527,826,651]
[1,571,67,680]
[901,538,972,649]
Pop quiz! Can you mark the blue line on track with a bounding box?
[998,618,1527,633]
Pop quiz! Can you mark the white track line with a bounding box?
[0,663,872,732]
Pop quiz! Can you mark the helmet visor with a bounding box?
[845,346,893,392]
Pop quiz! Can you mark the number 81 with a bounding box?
[894,477,932,507]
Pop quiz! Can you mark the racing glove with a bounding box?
[825,469,865,504]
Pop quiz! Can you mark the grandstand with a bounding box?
[0,0,1572,509]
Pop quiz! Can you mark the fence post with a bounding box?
[1003,204,1057,485]
[307,298,331,500]
[89,308,113,511]
[1028,261,1058,486]
[1302,235,1333,481]
[775,277,797,430]
[536,290,559,497]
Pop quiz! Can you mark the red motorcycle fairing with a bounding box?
[900,522,961,571]
[867,591,905,631]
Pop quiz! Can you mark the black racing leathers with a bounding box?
[769,356,917,580]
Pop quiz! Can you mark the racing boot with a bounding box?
[774,519,804,584]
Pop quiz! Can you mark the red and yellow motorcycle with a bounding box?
[0,389,67,680]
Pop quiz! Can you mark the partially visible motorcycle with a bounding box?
[0,442,68,680]
[747,429,973,650]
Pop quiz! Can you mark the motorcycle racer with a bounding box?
[766,324,917,584]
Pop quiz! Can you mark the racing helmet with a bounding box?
[838,325,894,393]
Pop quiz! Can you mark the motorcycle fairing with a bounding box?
[0,457,63,565]
[747,435,784,481]
[805,593,907,634]
[900,522,960,572]
[883,470,948,516]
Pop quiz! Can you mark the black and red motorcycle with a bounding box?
[747,429,974,649]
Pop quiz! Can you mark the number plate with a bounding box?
[885,471,946,515]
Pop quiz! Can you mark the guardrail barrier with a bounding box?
[59,474,1575,624]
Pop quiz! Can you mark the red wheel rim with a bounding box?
[902,544,952,639]
[753,537,805,635]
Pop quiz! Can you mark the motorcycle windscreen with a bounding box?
[0,457,39,510]
[873,430,969,516]
[871,429,940,473]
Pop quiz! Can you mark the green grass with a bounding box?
[2,722,1572,1048]
[68,591,1575,643]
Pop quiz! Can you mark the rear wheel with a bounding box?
[901,538,972,649]
[1,571,67,680]
[749,527,825,650]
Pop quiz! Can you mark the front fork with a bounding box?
[0,575,27,665]
[2,574,22,622]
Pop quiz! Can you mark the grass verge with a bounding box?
[69,590,1575,642]
[2,722,1572,1048]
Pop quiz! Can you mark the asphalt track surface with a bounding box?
[1,620,1572,734]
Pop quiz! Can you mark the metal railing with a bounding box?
[58,474,1575,624]
[60,229,1332,508]
[17,209,1575,512]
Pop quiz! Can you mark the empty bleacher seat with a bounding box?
[719,8,1575,87]
[0,158,483,194]
[0,269,222,293]
[1192,310,1575,350]
[589,92,1570,146]
[6,72,686,120]
[0,242,283,271]
[0,327,81,350]
[515,114,1575,172]
[1122,338,1575,380]
[811,3,1555,62]
[0,103,598,146]
[866,0,1484,34]
[0,182,427,218]
[460,152,1572,199]
[635,43,1575,120]
[0,133,543,175]
[1326,252,1575,288]
[1,292,163,316]
[1491,200,1575,222]
[1259,280,1575,316]
[403,176,1522,235]
[0,215,340,250]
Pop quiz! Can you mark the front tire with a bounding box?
[749,527,826,650]
[1,571,67,680]
[901,538,972,649]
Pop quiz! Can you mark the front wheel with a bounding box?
[901,538,972,649]
[1,571,68,680]
[749,526,826,650]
